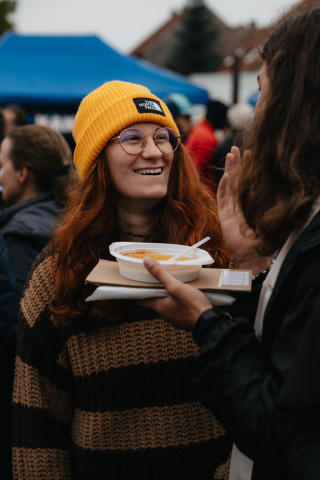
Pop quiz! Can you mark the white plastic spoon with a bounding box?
[166,236,211,263]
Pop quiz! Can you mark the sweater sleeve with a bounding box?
[12,252,73,480]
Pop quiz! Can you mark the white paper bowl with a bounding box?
[109,242,215,283]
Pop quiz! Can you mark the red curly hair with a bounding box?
[49,143,230,326]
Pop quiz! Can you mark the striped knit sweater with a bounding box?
[12,252,232,479]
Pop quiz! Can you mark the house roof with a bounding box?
[130,8,260,70]
[241,0,320,70]
[249,0,319,49]
[131,12,183,56]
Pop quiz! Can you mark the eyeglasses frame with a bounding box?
[109,127,181,155]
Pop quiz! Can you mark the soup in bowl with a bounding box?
[109,242,214,283]
[122,249,196,261]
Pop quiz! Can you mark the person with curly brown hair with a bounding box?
[12,81,233,480]
[140,9,320,480]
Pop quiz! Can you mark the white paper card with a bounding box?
[220,270,250,286]
[86,286,235,306]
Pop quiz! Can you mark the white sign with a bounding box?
[220,270,250,287]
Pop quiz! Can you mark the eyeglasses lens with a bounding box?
[119,129,145,154]
[155,128,179,153]
[119,128,179,154]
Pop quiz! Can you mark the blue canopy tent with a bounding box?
[0,32,209,110]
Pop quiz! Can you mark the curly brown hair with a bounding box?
[49,143,231,326]
[239,9,320,255]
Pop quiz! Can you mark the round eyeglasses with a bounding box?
[110,127,181,155]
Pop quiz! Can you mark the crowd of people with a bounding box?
[0,7,319,480]
[165,92,252,193]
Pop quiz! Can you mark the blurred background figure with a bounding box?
[163,92,193,140]
[0,109,5,142]
[185,99,228,193]
[0,231,15,358]
[1,105,27,136]
[0,230,16,480]
[0,110,7,211]
[214,103,253,183]
[0,125,79,305]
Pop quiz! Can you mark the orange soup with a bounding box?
[122,249,196,261]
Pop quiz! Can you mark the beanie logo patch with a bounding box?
[133,98,165,116]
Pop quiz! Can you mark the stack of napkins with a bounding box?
[85,260,252,306]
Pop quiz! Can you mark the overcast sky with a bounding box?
[12,0,299,53]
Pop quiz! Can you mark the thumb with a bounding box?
[143,257,180,293]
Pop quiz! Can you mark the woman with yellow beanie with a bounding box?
[12,81,232,480]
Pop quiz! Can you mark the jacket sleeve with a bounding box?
[192,308,271,462]
[191,251,320,469]
[4,233,42,305]
[0,231,16,355]
[12,254,73,479]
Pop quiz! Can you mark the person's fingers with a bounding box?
[231,146,241,166]
[224,152,235,175]
[217,171,230,210]
[229,147,243,192]
[137,297,166,311]
[143,257,182,295]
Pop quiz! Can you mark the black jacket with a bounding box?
[192,210,320,480]
[0,193,58,305]
[0,230,16,355]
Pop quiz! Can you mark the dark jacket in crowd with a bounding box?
[191,210,320,480]
[0,231,16,479]
[0,192,58,305]
[0,230,16,355]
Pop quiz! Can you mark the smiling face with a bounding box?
[105,122,175,211]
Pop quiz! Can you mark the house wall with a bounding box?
[189,71,260,105]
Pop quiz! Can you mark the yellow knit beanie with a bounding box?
[73,81,178,178]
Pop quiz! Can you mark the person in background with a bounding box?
[213,103,253,184]
[185,99,228,193]
[163,93,193,141]
[12,81,232,480]
[0,125,79,305]
[0,231,16,480]
[139,9,320,480]
[1,106,27,136]
[0,109,8,211]
[0,109,5,143]
[0,231,15,356]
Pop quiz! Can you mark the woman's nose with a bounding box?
[141,134,162,158]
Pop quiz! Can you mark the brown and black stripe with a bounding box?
[12,252,232,479]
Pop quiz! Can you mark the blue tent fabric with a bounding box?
[0,32,209,106]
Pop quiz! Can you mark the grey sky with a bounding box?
[12,0,299,53]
